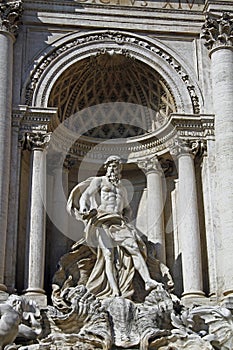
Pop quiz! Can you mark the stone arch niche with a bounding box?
[48,53,177,138]
[22,30,203,115]
[42,50,181,293]
[19,29,214,303]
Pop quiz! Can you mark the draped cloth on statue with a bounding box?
[63,177,149,299]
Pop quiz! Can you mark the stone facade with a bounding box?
[0,0,233,349]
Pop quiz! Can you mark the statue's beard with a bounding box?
[107,171,119,184]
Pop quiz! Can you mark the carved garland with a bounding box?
[25,31,201,114]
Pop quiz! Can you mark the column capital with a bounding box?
[0,1,23,37]
[201,12,233,52]
[137,155,162,175]
[20,132,51,151]
[170,139,206,158]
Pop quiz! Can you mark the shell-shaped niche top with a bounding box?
[49,53,177,139]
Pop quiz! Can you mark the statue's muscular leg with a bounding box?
[122,238,161,291]
[98,235,120,297]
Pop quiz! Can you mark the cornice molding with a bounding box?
[13,105,59,133]
[47,113,214,163]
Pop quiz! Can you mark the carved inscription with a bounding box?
[75,0,204,9]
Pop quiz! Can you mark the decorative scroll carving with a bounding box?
[0,0,23,36]
[201,12,233,50]
[24,31,200,114]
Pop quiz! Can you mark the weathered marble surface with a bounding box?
[0,295,41,350]
[3,153,232,349]
[2,287,233,349]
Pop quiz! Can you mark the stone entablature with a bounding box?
[13,105,59,137]
[0,0,23,36]
[201,12,233,52]
[46,113,214,163]
[23,0,204,11]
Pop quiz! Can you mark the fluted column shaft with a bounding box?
[201,12,233,297]
[25,133,50,302]
[173,142,204,298]
[138,156,165,263]
[0,1,22,293]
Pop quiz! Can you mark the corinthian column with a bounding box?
[171,140,204,299]
[138,156,165,263]
[25,132,50,306]
[0,1,22,294]
[201,12,233,299]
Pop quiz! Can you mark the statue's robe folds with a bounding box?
[53,178,172,304]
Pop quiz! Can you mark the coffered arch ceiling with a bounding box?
[48,53,177,139]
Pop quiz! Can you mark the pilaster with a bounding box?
[0,0,22,296]
[4,112,23,293]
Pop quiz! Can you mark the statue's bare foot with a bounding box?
[145,280,163,291]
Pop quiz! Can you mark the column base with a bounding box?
[0,283,7,292]
[24,288,47,308]
[181,291,207,307]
